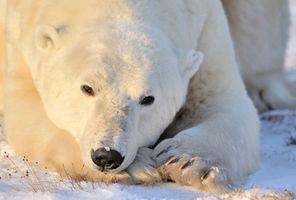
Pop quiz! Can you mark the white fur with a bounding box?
[223,0,295,112]
[0,0,294,193]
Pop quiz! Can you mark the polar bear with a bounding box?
[0,0,294,193]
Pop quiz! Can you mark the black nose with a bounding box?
[91,148,124,171]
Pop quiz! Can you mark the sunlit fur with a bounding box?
[0,0,293,193]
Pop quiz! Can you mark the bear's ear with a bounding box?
[177,49,203,81]
[35,25,61,52]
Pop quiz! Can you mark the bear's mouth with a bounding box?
[110,150,137,173]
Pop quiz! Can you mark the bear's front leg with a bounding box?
[150,1,259,193]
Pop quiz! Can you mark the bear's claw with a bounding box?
[152,138,231,193]
[158,155,230,193]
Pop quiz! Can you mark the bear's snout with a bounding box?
[91,147,124,171]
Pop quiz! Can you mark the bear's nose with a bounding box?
[91,148,124,171]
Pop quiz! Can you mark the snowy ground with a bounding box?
[0,111,295,200]
[1,1,296,200]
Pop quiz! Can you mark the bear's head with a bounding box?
[31,23,203,173]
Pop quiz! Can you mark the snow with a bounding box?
[1,1,296,200]
[246,111,296,191]
[0,110,295,199]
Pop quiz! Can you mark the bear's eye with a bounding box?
[140,96,155,106]
[81,84,95,96]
